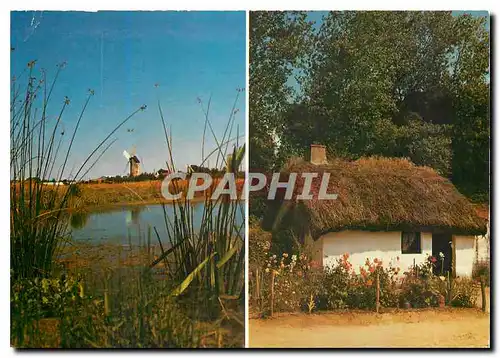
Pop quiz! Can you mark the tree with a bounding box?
[249,11,314,171]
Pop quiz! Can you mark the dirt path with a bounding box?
[250,308,490,348]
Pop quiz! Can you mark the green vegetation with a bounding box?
[250,250,480,317]
[11,264,204,348]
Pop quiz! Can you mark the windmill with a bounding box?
[123,146,141,177]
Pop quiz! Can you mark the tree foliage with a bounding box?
[249,11,314,171]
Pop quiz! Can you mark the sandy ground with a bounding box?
[250,308,490,348]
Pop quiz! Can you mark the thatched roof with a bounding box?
[269,157,487,238]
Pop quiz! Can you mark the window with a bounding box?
[401,232,421,254]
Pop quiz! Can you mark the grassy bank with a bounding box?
[77,180,183,208]
[32,178,245,211]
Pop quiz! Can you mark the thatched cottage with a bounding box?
[265,145,487,277]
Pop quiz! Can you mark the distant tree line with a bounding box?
[78,166,244,184]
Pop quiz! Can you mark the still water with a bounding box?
[70,203,244,245]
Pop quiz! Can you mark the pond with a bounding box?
[69,203,244,246]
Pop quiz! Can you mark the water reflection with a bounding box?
[70,211,90,230]
[70,203,243,245]
[71,207,146,231]
[125,207,143,226]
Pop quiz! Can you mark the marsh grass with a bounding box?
[10,62,145,280]
[150,91,245,322]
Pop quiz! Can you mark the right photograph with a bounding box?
[248,11,490,348]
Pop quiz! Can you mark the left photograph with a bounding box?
[11,11,246,348]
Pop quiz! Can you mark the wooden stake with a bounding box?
[376,269,380,313]
[217,329,223,348]
[447,271,452,304]
[481,276,486,312]
[256,268,260,300]
[104,289,110,316]
[270,270,275,317]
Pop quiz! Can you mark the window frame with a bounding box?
[401,231,422,254]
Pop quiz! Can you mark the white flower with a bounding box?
[265,268,270,273]
[291,255,297,261]
[439,252,445,259]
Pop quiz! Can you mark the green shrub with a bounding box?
[450,277,478,308]
[399,276,439,308]
[257,252,316,314]
[11,274,85,347]
[11,272,202,348]
[11,275,84,319]
[472,260,490,286]
[321,256,351,309]
[249,218,271,269]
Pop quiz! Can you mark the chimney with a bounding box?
[310,144,327,165]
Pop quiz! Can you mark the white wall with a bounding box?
[455,236,476,277]
[319,230,432,276]
[317,230,476,277]
[475,221,490,262]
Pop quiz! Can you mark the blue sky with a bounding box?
[11,11,246,179]
[286,10,490,95]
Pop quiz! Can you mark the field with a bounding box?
[44,178,245,209]
[249,307,490,348]
[77,180,175,207]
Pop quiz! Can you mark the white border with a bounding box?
[244,9,250,349]
[3,1,497,11]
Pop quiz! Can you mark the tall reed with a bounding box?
[151,90,245,319]
[10,61,145,279]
